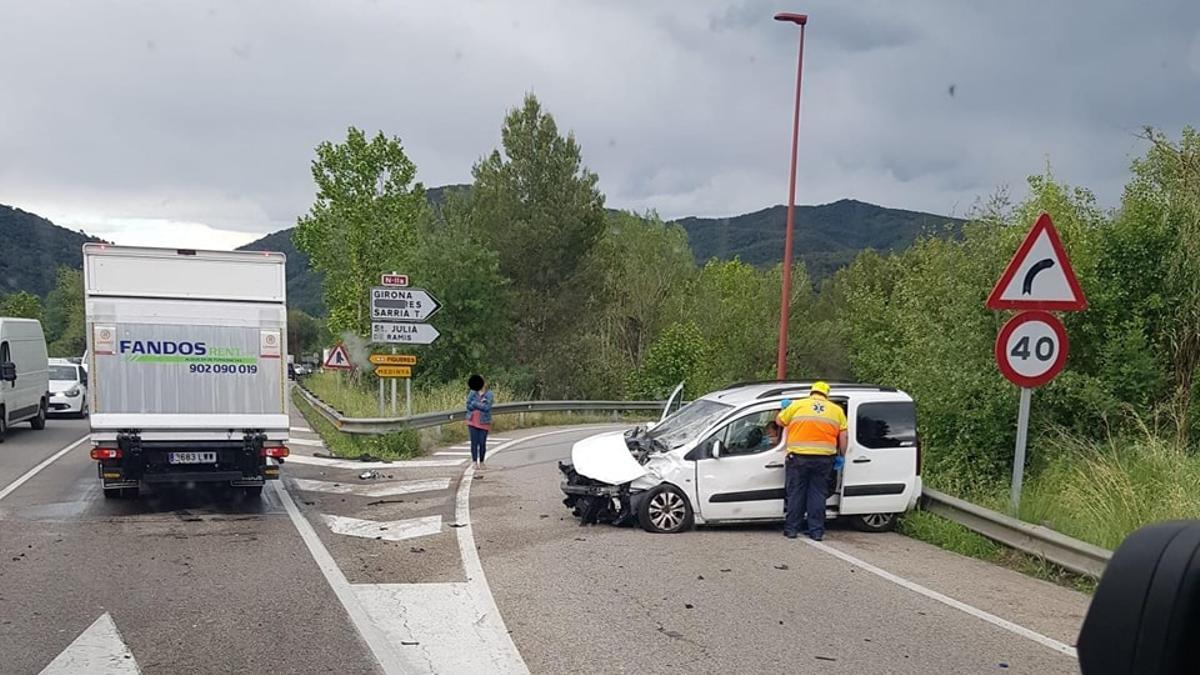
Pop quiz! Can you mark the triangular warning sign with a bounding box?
[323,343,353,371]
[987,213,1087,311]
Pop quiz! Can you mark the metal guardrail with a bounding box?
[922,487,1112,578]
[294,384,665,435]
[295,385,1113,577]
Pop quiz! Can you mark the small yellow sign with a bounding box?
[369,354,417,366]
[374,365,412,378]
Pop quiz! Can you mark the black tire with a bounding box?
[29,400,46,430]
[76,400,89,419]
[242,486,264,499]
[103,488,127,499]
[123,486,140,499]
[637,484,694,534]
[0,407,6,443]
[850,513,898,532]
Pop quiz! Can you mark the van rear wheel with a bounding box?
[0,408,7,443]
[850,513,897,532]
[29,401,47,430]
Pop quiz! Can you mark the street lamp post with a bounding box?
[774,12,807,380]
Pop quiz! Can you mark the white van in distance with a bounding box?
[0,317,51,441]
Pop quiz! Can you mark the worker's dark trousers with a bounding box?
[785,454,834,539]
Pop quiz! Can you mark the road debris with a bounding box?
[448,523,467,528]
[359,470,381,480]
[410,547,425,553]
[774,564,790,570]
[815,656,837,662]
[684,603,694,609]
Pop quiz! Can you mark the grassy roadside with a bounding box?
[291,385,652,461]
[898,509,1097,594]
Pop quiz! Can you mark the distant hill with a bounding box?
[0,205,105,297]
[675,199,964,281]
[4,187,962,313]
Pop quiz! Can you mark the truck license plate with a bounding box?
[168,451,217,464]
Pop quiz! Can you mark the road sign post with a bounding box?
[989,213,1086,514]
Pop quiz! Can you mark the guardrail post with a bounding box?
[519,412,526,427]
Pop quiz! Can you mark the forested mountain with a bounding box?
[0,205,104,297]
[676,199,964,280]
[2,188,959,312]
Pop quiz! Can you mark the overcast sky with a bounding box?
[2,1,1198,249]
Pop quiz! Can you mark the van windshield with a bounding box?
[49,365,77,381]
[649,399,733,449]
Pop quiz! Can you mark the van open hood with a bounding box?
[571,431,648,485]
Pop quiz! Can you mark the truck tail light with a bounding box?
[90,447,122,460]
[262,446,289,458]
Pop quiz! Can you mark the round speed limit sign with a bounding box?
[995,311,1069,388]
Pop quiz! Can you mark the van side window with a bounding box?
[856,402,918,448]
[716,410,781,457]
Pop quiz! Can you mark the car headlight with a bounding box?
[65,386,81,397]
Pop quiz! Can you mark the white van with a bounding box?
[0,318,51,441]
[561,381,921,534]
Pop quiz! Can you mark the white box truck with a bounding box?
[83,244,290,498]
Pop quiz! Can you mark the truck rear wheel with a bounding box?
[242,486,264,499]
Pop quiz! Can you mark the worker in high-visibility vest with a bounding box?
[776,381,847,541]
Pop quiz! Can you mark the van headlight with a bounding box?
[65,386,81,397]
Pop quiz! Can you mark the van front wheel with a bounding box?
[850,513,897,532]
[30,400,47,430]
[637,485,694,534]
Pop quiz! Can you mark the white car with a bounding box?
[48,358,89,417]
[561,381,922,534]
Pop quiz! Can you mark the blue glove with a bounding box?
[833,455,845,471]
[780,399,792,409]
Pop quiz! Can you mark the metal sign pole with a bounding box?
[1010,386,1032,514]
[390,346,397,416]
[405,377,412,418]
[378,376,385,417]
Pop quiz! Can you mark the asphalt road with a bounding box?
[472,429,1090,674]
[1,417,1090,674]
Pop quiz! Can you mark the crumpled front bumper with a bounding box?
[559,461,639,527]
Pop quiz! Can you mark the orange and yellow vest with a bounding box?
[777,395,847,456]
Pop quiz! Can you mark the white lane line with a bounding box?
[435,452,471,457]
[290,426,314,433]
[323,514,443,542]
[452,424,620,674]
[286,454,464,470]
[289,438,324,447]
[291,477,450,498]
[0,436,88,504]
[449,445,471,450]
[40,612,140,674]
[803,538,1077,658]
[271,481,420,673]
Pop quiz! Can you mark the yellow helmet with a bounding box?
[811,381,831,396]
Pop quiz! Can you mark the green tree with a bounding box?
[288,309,325,359]
[409,192,513,383]
[469,94,607,390]
[43,268,85,357]
[629,321,709,399]
[294,127,426,337]
[0,291,43,322]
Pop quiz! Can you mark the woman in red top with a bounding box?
[466,374,493,469]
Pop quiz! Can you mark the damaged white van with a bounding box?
[560,382,921,534]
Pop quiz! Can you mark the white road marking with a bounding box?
[449,445,471,450]
[803,538,1078,658]
[288,438,324,447]
[0,436,88,504]
[285,454,464,470]
[449,424,620,674]
[323,514,443,542]
[291,477,450,498]
[272,481,421,673]
[277,424,619,674]
[290,426,314,433]
[40,612,140,674]
[434,451,471,457]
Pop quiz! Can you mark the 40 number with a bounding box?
[1010,336,1055,362]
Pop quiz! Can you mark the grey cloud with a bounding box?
[0,0,1197,246]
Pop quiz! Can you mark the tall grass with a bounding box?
[1020,428,1200,550]
[298,372,653,457]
